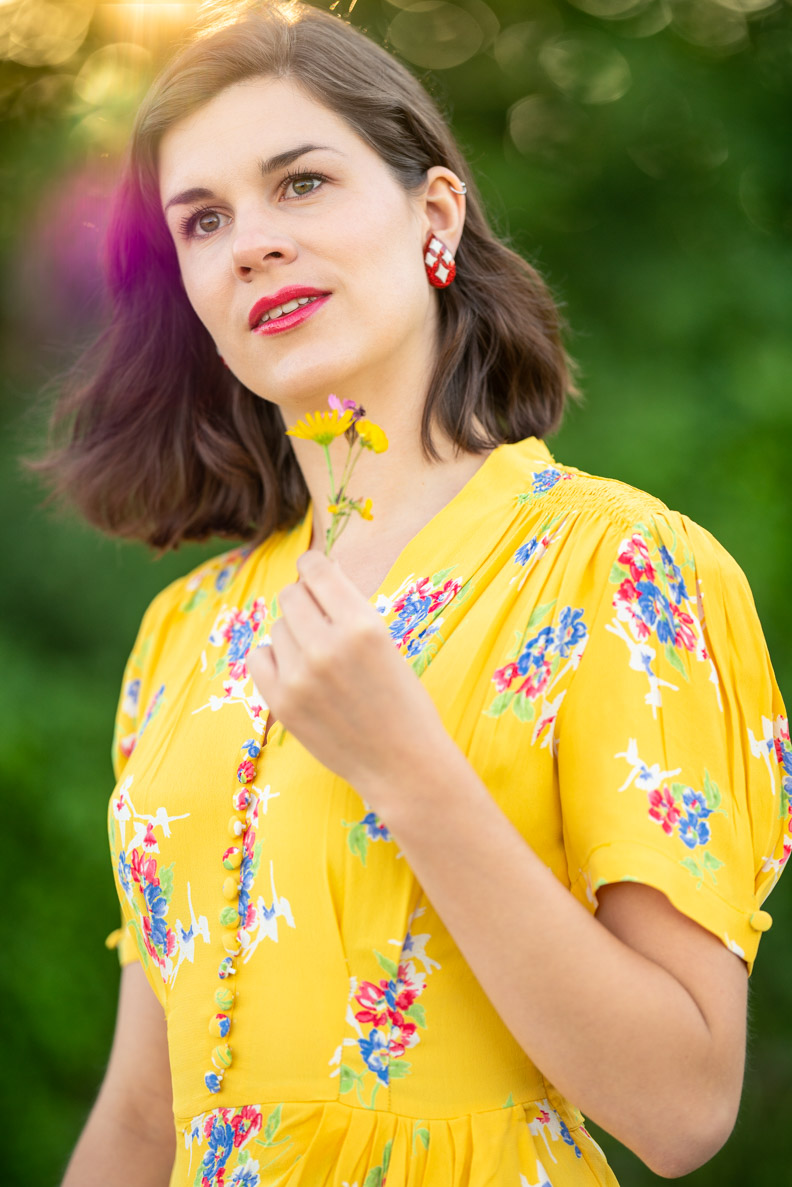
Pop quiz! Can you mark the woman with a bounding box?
[48,4,789,1186]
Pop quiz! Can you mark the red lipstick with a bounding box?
[248,286,330,332]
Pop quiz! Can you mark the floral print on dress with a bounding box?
[486,601,589,751]
[616,740,725,886]
[526,1099,582,1162]
[331,907,440,1108]
[108,775,209,984]
[193,597,274,734]
[756,715,792,881]
[375,567,470,675]
[184,1103,295,1186]
[606,527,719,717]
[180,547,253,615]
[510,516,568,591]
[516,465,575,502]
[342,804,393,865]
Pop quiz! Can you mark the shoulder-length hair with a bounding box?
[34,0,577,551]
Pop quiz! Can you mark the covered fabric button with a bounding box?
[222,875,240,900]
[214,986,234,1011]
[222,845,243,869]
[221,932,241,955]
[220,906,240,928]
[241,738,261,759]
[211,1043,233,1070]
[209,1013,231,1038]
[228,816,245,838]
[237,758,256,784]
[204,1072,222,1094]
[218,956,236,979]
[232,788,251,811]
[750,910,773,932]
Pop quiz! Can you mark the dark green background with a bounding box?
[1,0,790,1182]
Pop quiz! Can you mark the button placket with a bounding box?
[203,734,266,1095]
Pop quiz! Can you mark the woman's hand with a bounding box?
[245,549,449,803]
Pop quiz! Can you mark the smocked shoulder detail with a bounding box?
[528,462,676,534]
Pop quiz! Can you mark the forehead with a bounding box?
[157,75,363,200]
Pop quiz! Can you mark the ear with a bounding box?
[421,167,466,254]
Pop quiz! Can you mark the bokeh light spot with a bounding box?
[540,34,632,105]
[387,1,485,69]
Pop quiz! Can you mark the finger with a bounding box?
[246,636,278,698]
[278,579,333,653]
[295,550,372,627]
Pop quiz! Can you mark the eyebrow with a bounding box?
[163,143,343,213]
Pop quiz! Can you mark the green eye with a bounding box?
[292,178,316,196]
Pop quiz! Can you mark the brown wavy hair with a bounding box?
[33,0,577,551]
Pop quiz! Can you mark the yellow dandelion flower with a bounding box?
[327,503,340,514]
[358,497,374,521]
[355,418,388,453]
[285,408,354,446]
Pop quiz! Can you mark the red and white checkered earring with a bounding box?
[424,234,457,288]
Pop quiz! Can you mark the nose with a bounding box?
[231,218,298,279]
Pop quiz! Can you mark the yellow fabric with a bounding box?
[104,436,789,1186]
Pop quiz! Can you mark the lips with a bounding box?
[248,286,330,330]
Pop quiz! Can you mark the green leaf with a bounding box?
[411,651,429,677]
[413,1125,430,1150]
[180,589,207,614]
[405,1001,426,1027]
[158,862,174,904]
[525,599,556,633]
[702,851,724,875]
[670,782,687,803]
[430,566,455,586]
[703,770,722,812]
[374,950,399,978]
[457,579,474,604]
[251,840,263,877]
[511,694,535,723]
[664,643,688,679]
[238,1150,250,1165]
[515,492,530,505]
[382,1139,393,1172]
[609,563,627,585]
[213,657,227,677]
[263,1104,281,1143]
[503,1093,515,1108]
[387,1058,411,1078]
[347,824,368,865]
[362,1169,382,1187]
[339,1065,357,1095]
[681,857,702,881]
[484,690,515,718]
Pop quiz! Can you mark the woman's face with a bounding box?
[159,75,444,410]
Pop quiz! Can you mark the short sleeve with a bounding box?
[556,509,789,973]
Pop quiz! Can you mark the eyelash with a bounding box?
[177,170,331,241]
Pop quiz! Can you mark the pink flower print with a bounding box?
[517,657,552,700]
[613,578,650,638]
[647,786,681,835]
[617,534,656,584]
[237,759,256,785]
[671,605,697,652]
[493,661,520,694]
[119,733,137,759]
[354,980,390,1028]
[230,1105,262,1147]
[130,849,158,887]
[142,822,158,850]
[429,578,462,612]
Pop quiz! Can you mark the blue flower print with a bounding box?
[389,590,432,644]
[517,627,555,675]
[515,538,539,566]
[362,812,391,843]
[359,1029,390,1085]
[241,738,261,759]
[659,544,688,602]
[229,1164,261,1186]
[205,1072,222,1093]
[228,620,255,663]
[202,1118,234,1182]
[682,788,713,819]
[532,468,566,494]
[678,812,712,849]
[558,1116,582,1158]
[117,851,132,896]
[143,882,169,949]
[555,607,587,658]
[215,565,233,592]
[635,581,677,644]
[405,621,440,659]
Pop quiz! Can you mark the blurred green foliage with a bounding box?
[1,1,790,1183]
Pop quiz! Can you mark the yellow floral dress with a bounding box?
[104,436,790,1187]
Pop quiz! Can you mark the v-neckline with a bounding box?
[292,440,505,604]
